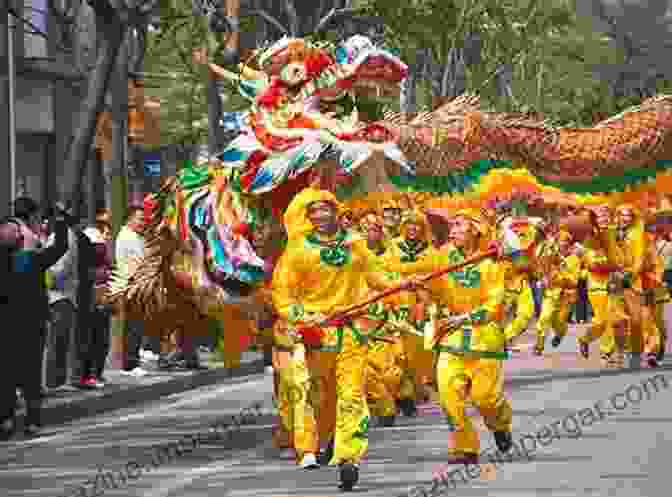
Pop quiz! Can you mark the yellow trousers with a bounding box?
[535,289,572,340]
[436,353,512,455]
[656,301,668,354]
[623,290,660,355]
[310,331,370,465]
[366,337,403,416]
[272,346,319,461]
[579,292,629,355]
[401,333,434,401]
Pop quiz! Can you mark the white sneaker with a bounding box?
[300,453,319,469]
[120,367,148,377]
[132,367,149,377]
[141,350,159,361]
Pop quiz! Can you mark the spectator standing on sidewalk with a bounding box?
[115,207,148,376]
[77,209,113,388]
[0,209,68,439]
[44,205,80,389]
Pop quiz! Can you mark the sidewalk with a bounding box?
[17,350,266,427]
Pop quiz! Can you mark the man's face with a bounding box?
[450,218,472,249]
[558,237,572,255]
[382,208,401,230]
[127,211,145,232]
[595,206,611,229]
[366,222,384,243]
[250,222,272,253]
[308,202,338,233]
[617,207,634,227]
[339,213,354,230]
[405,222,422,241]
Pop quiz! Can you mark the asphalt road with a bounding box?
[1,336,671,497]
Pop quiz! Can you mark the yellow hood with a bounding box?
[283,187,340,240]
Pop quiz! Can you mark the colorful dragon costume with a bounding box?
[107,34,672,342]
[106,35,412,331]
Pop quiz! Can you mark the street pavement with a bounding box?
[1,327,671,497]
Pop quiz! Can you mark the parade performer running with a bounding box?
[534,230,581,354]
[360,211,406,427]
[613,204,661,367]
[391,209,514,464]
[382,211,438,410]
[576,206,629,366]
[271,187,405,490]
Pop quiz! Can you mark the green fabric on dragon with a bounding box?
[177,161,212,189]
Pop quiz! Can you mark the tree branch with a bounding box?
[284,0,299,37]
[314,7,383,34]
[240,7,288,36]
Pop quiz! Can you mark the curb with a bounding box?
[19,359,266,428]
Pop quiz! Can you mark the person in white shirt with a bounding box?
[115,207,148,376]
[45,209,80,389]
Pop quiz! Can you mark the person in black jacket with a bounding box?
[0,209,68,439]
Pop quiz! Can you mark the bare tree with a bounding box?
[63,0,158,218]
[578,0,672,98]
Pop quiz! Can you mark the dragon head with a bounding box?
[254,35,407,103]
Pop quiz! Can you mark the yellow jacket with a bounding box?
[502,266,535,341]
[386,248,507,356]
[271,231,394,351]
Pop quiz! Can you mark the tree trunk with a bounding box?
[108,31,130,372]
[207,71,222,156]
[400,49,422,119]
[110,31,130,240]
[66,10,125,219]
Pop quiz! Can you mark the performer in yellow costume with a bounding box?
[382,211,438,410]
[651,234,669,362]
[392,210,514,464]
[271,187,404,490]
[576,206,629,366]
[497,221,537,350]
[381,198,403,239]
[613,204,661,367]
[270,250,321,469]
[534,230,581,354]
[359,211,406,427]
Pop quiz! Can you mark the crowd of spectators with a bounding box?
[0,197,210,440]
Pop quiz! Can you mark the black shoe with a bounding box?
[184,361,208,370]
[656,350,665,362]
[378,415,396,427]
[647,353,659,368]
[24,424,42,437]
[0,418,15,441]
[398,398,417,417]
[319,439,334,465]
[551,336,562,348]
[493,431,513,453]
[338,463,359,491]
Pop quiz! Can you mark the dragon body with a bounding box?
[108,35,672,341]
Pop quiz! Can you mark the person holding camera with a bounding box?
[0,204,68,439]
